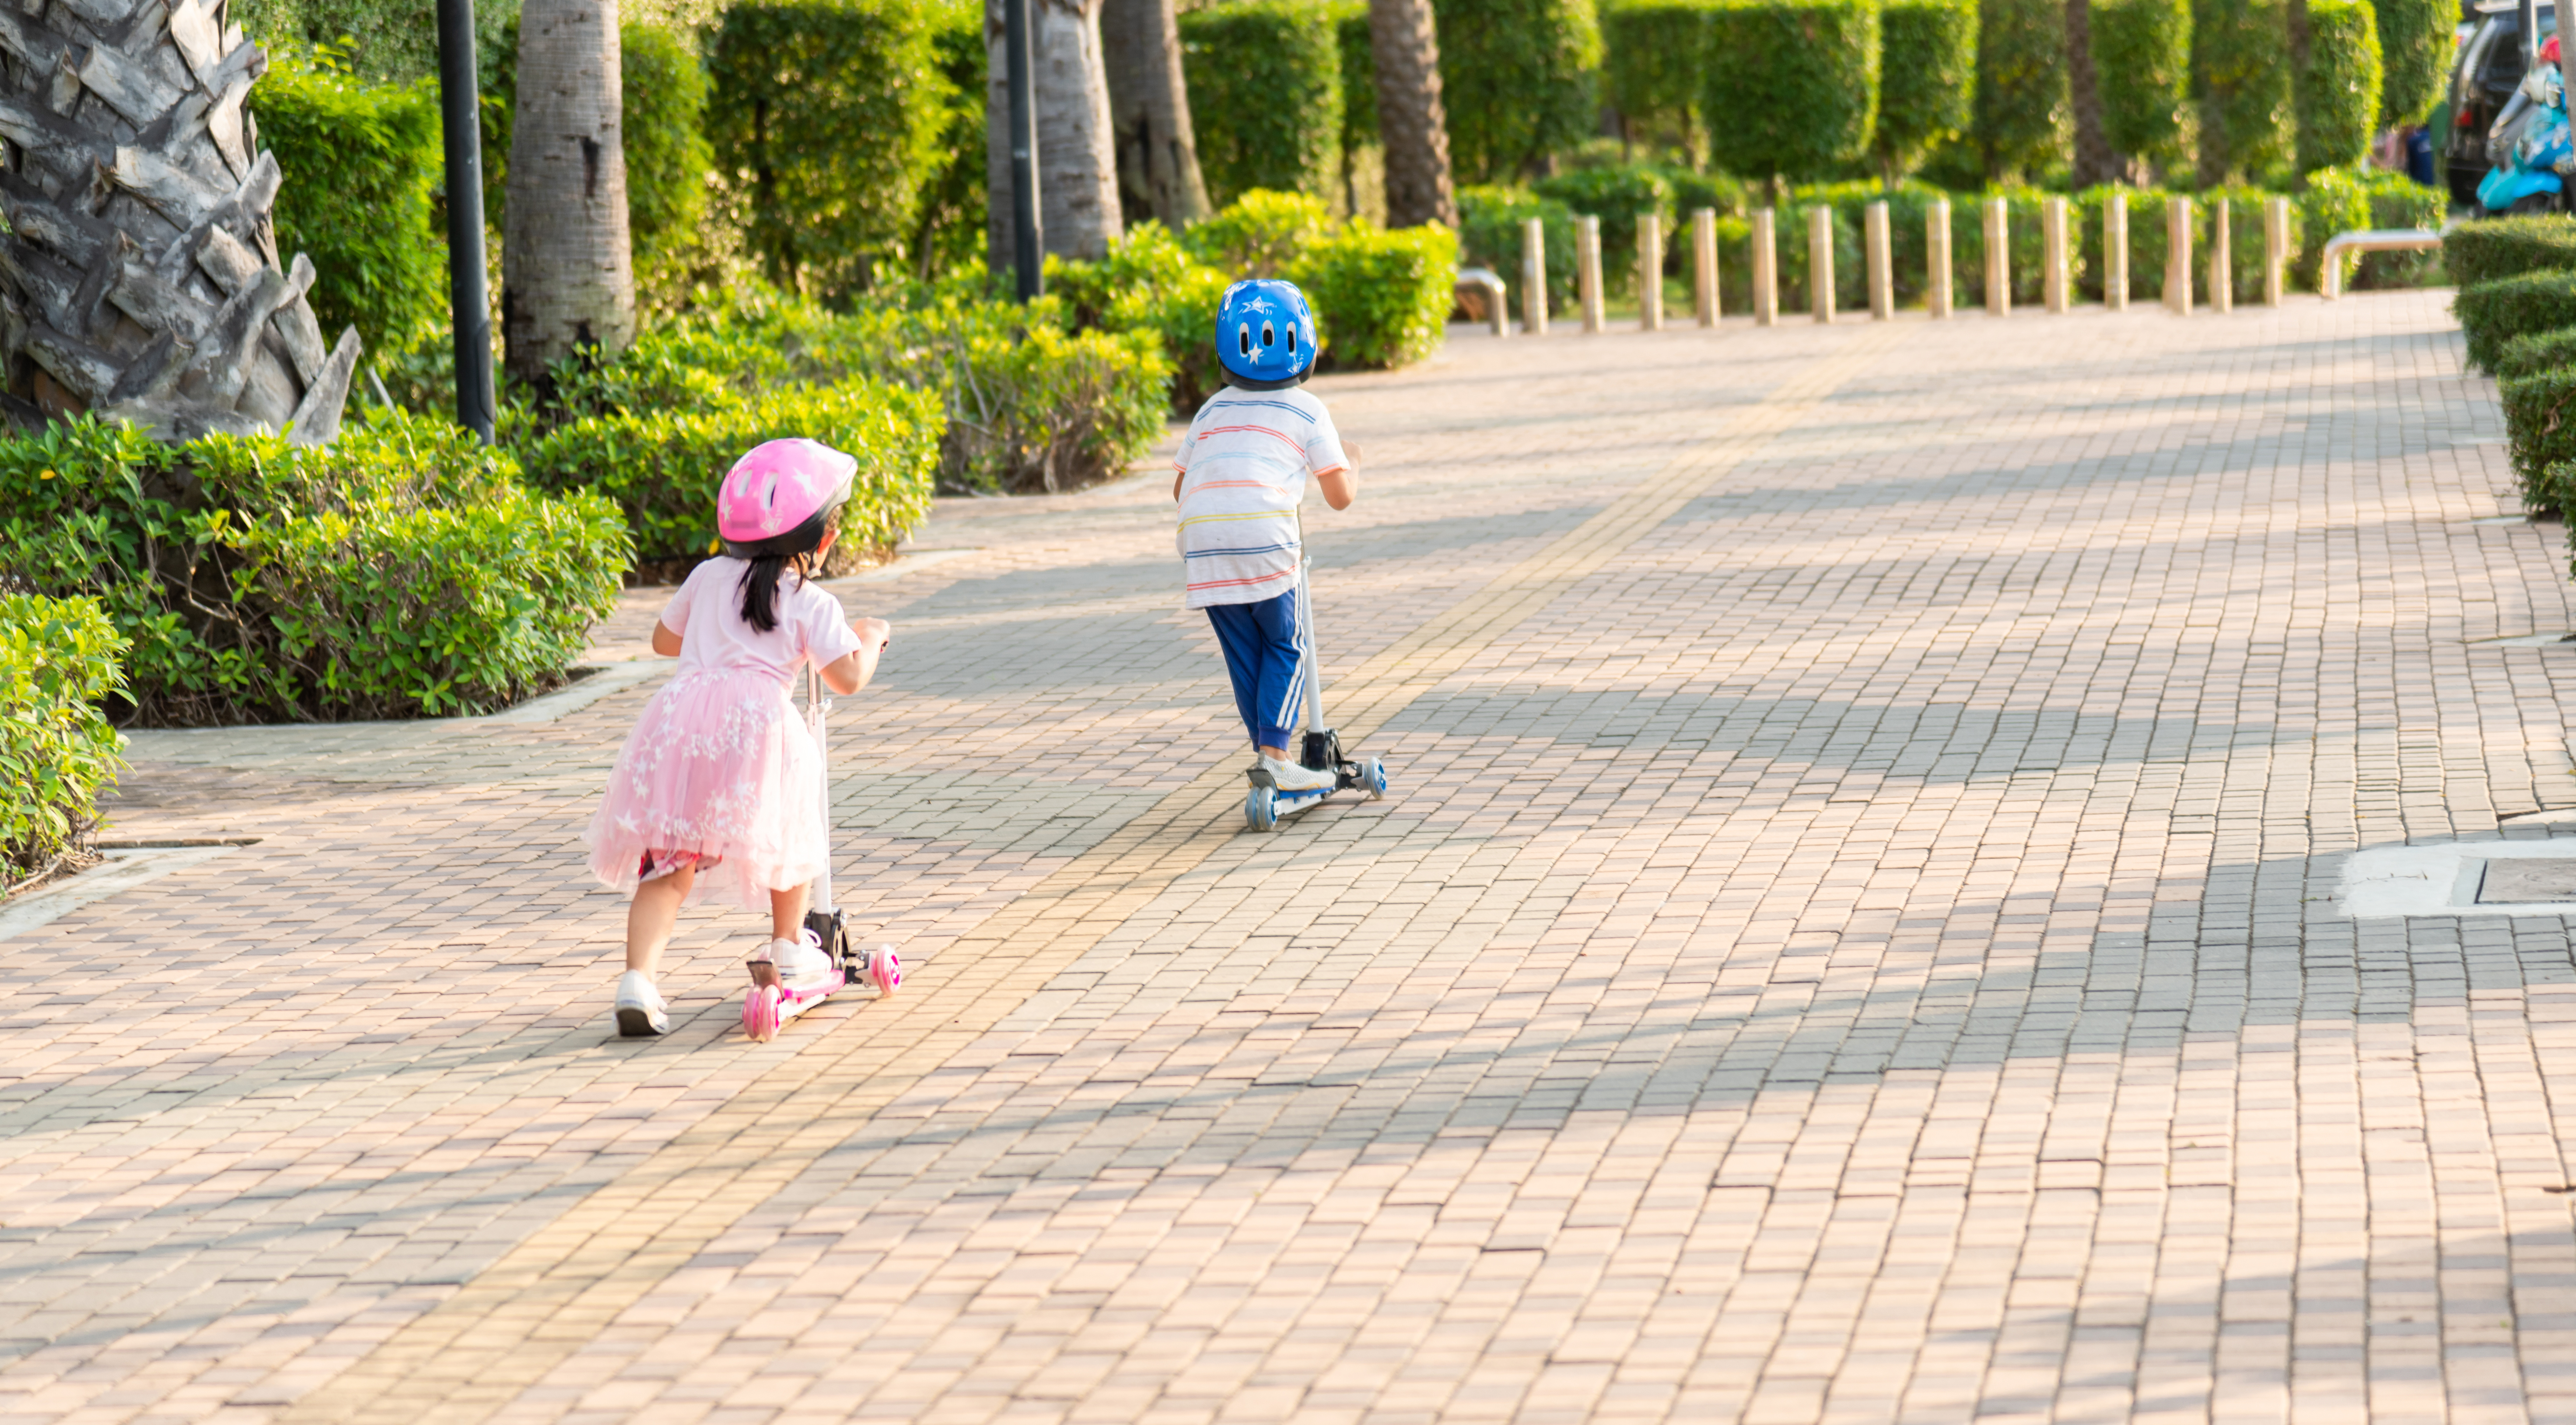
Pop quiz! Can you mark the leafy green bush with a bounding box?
[622,22,716,297]
[1293,222,1460,367]
[2501,366,2576,512]
[1182,1,1345,206]
[1603,0,1712,160]
[0,414,626,724]
[2292,165,2370,290]
[1051,222,1236,407]
[707,0,945,303]
[1972,0,2068,179]
[1457,184,1579,307]
[2444,217,2576,288]
[2296,0,2382,174]
[2372,0,2449,125]
[1436,0,1604,182]
[1335,2,1380,165]
[1875,0,1976,185]
[0,593,124,882]
[2494,325,2576,380]
[1535,164,1673,294]
[1703,0,1882,181]
[1186,189,1339,275]
[2460,271,2576,373]
[258,44,444,359]
[913,9,990,283]
[1665,168,1751,219]
[2092,0,2193,167]
[2349,168,2443,288]
[2193,0,2293,181]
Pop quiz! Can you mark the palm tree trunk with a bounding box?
[1101,0,1210,229]
[985,0,1124,265]
[503,0,636,388]
[2066,0,2121,185]
[1368,0,1456,228]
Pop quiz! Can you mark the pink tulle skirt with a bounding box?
[585,668,827,909]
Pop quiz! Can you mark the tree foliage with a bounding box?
[1180,0,1346,205]
[2296,0,2382,173]
[2090,0,2191,164]
[2191,0,2292,181]
[1603,0,1711,157]
[1874,0,1976,183]
[1701,0,1883,180]
[2368,0,2448,124]
[1971,0,2066,178]
[257,45,448,360]
[621,23,716,292]
[1434,0,1604,181]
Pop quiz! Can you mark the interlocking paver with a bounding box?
[1,294,2568,1420]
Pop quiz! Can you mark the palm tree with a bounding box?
[1102,0,1211,228]
[986,0,1125,265]
[505,0,636,387]
[0,1,360,443]
[1368,0,1456,228]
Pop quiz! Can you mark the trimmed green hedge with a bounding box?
[1534,165,1673,295]
[1875,0,1976,184]
[1973,0,2068,178]
[2494,325,2576,380]
[2297,0,2383,174]
[707,0,945,303]
[1182,1,1345,206]
[622,23,715,296]
[2193,0,2293,180]
[2458,270,2576,372]
[0,593,124,883]
[1295,222,1461,368]
[2093,0,2192,166]
[1703,0,1882,180]
[2445,218,2576,288]
[2501,366,2576,512]
[1050,222,1236,408]
[2372,0,2450,124]
[0,415,627,725]
[1436,0,1604,182]
[258,44,444,358]
[1335,2,1379,160]
[1604,0,1712,158]
[1187,189,1340,276]
[1458,184,1580,308]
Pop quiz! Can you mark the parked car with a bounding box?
[2447,0,2560,205]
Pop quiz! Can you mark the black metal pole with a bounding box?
[435,0,496,444]
[1004,0,1043,301]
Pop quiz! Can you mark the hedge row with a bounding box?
[0,415,626,725]
[1182,1,1348,207]
[259,45,444,360]
[1876,0,1977,184]
[2459,272,2576,374]
[2093,0,2192,166]
[2447,218,2576,289]
[0,594,124,884]
[2297,0,2383,175]
[1704,0,1881,181]
[1435,0,1603,183]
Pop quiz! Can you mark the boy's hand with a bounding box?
[1340,438,1362,469]
[854,617,891,650]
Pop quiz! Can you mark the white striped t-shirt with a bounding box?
[1173,386,1349,609]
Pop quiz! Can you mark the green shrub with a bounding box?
[2293,165,2370,289]
[1972,0,2068,179]
[1457,184,1580,307]
[1293,222,1460,368]
[257,44,445,359]
[1603,0,1712,160]
[1182,1,1345,206]
[1874,0,1976,185]
[2193,0,2293,181]
[2500,366,2576,512]
[913,9,990,283]
[2296,0,2382,173]
[2073,183,2188,301]
[707,0,945,303]
[0,414,626,724]
[2460,270,2576,372]
[2371,0,2449,125]
[1185,189,1339,275]
[2092,0,2192,166]
[2494,325,2576,379]
[2348,168,2443,288]
[1665,168,1752,219]
[1051,222,1235,408]
[1703,0,1882,181]
[2444,216,2576,288]
[1534,164,1673,294]
[2200,184,2301,302]
[0,593,124,881]
[1335,2,1380,157]
[622,22,715,295]
[1435,0,1604,182]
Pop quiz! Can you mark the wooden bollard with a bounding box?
[2043,196,2068,313]
[2208,200,2231,314]
[1521,216,1548,335]
[1693,208,1720,326]
[2165,196,2192,315]
[1927,198,1952,318]
[1983,197,2009,316]
[1638,210,1663,331]
[2104,190,2128,311]
[1753,208,1778,326]
[1577,215,1605,332]
[1809,205,1835,323]
[1865,201,1893,320]
[2263,196,2288,306]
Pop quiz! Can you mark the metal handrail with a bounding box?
[1456,266,1509,336]
[2320,228,2445,300]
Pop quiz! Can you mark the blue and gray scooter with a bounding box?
[2484,42,2575,212]
[1244,554,1388,831]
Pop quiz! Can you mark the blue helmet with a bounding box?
[1214,278,1317,389]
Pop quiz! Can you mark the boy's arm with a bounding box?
[1315,437,1358,511]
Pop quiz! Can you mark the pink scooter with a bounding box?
[742,665,899,1040]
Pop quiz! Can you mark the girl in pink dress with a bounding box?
[586,438,892,1037]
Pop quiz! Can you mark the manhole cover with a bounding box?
[2478,859,2576,903]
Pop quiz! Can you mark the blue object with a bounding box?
[1206,587,1306,750]
[1214,278,1318,389]
[2484,77,2573,212]
[2408,126,2437,186]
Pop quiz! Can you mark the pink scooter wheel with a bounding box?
[742,984,782,1041]
[865,945,901,995]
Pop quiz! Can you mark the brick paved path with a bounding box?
[6,292,2570,1423]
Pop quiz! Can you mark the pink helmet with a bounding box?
[716,438,858,557]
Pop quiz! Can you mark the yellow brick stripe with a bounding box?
[278,322,1910,1425]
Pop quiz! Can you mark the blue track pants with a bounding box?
[1205,588,1305,751]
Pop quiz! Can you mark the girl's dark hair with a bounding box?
[732,509,838,633]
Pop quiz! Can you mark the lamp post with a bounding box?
[434,0,495,443]
[1004,0,1043,300]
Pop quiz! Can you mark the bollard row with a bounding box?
[1505,195,2305,333]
